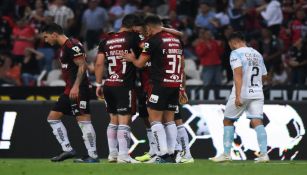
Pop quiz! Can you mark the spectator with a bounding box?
[271,62,288,85]
[288,38,307,85]
[259,28,283,73]
[193,28,223,86]
[195,2,216,32]
[82,0,108,50]
[289,9,307,44]
[257,0,283,36]
[109,0,126,31]
[0,14,13,52]
[211,1,230,31]
[169,10,184,30]
[220,25,234,84]
[29,0,48,33]
[46,0,74,34]
[21,47,44,86]
[11,18,35,64]
[0,51,20,86]
[227,0,246,31]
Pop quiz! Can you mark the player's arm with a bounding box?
[230,51,243,107]
[123,49,150,68]
[162,27,183,37]
[179,56,188,104]
[95,53,105,98]
[70,56,87,100]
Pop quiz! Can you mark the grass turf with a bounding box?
[1,159,307,175]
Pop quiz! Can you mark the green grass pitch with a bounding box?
[1,159,307,175]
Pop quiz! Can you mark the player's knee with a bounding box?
[223,118,234,126]
[250,119,263,128]
[47,111,62,121]
[175,119,183,126]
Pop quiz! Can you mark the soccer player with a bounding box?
[211,32,269,163]
[43,23,98,163]
[95,14,142,163]
[123,15,184,163]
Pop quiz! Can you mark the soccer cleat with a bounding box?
[51,150,76,162]
[175,151,184,163]
[73,156,100,163]
[179,157,195,163]
[210,154,231,163]
[255,154,270,163]
[145,155,158,163]
[135,152,156,162]
[108,154,118,163]
[154,155,176,164]
[117,156,140,163]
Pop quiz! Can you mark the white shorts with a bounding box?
[224,97,264,120]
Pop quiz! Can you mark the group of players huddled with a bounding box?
[43,14,193,163]
[42,12,269,164]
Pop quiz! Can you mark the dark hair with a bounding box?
[41,23,64,34]
[228,31,245,42]
[144,15,162,26]
[122,14,143,28]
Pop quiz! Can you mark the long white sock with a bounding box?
[48,120,73,152]
[164,121,177,155]
[151,121,168,156]
[107,123,118,156]
[117,125,131,158]
[146,128,157,156]
[78,121,98,159]
[177,125,192,158]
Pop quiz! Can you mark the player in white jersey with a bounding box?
[211,32,269,163]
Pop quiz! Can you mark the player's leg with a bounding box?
[211,96,246,162]
[104,86,119,162]
[107,114,119,162]
[247,99,269,163]
[116,87,138,163]
[74,113,99,163]
[163,111,177,157]
[47,94,76,162]
[175,117,194,163]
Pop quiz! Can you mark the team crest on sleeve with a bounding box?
[72,46,83,57]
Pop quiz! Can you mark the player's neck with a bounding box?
[151,26,162,35]
[235,43,247,49]
[58,35,69,46]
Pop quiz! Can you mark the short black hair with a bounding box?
[122,14,143,28]
[144,15,162,26]
[228,31,245,42]
[41,23,64,34]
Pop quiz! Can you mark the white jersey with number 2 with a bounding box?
[230,47,267,99]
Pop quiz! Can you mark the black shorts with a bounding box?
[52,91,90,116]
[174,104,183,120]
[137,89,149,118]
[147,85,179,111]
[103,86,136,115]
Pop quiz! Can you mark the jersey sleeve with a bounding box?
[131,33,142,57]
[141,38,155,57]
[230,51,242,70]
[261,59,267,75]
[97,39,106,54]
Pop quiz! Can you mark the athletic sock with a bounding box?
[107,123,118,156]
[146,128,157,156]
[255,125,268,154]
[78,121,98,159]
[223,126,235,156]
[48,120,73,152]
[164,121,177,155]
[177,124,192,158]
[151,121,168,156]
[117,125,131,158]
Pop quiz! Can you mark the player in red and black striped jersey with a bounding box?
[95,14,142,163]
[123,15,184,163]
[42,23,98,163]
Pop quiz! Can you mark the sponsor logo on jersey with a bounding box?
[249,89,254,93]
[149,94,159,103]
[110,74,119,80]
[109,45,122,50]
[61,63,68,69]
[106,38,125,45]
[170,74,180,80]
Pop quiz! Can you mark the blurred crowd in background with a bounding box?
[0,0,306,87]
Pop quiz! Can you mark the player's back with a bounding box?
[145,31,184,87]
[230,47,267,99]
[98,31,141,87]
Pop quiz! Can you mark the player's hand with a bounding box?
[122,49,136,62]
[235,97,242,108]
[69,85,79,100]
[96,86,104,99]
[179,89,188,104]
